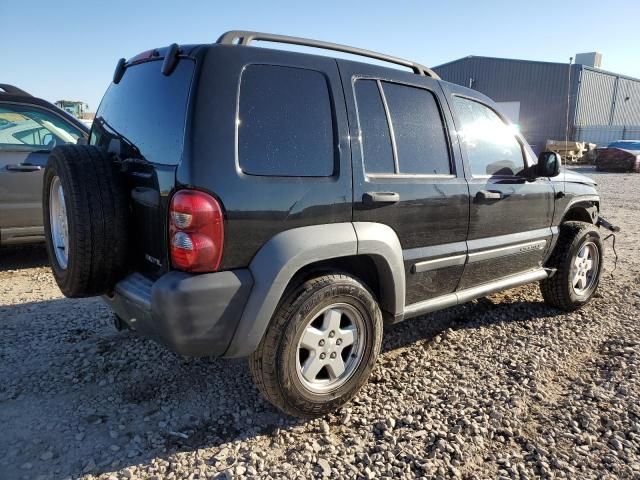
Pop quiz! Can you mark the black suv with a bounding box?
[44,31,615,417]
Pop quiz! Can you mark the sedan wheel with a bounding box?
[49,176,69,269]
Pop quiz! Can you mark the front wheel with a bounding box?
[540,221,603,311]
[249,274,383,418]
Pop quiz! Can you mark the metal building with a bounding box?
[433,55,640,151]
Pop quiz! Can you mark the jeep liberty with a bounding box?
[43,31,617,417]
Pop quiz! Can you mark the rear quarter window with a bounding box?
[91,59,194,165]
[238,65,335,177]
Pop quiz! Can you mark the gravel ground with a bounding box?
[1,167,639,480]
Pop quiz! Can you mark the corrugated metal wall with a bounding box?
[435,57,640,149]
[612,77,640,125]
[574,69,616,125]
[435,57,580,151]
[575,125,640,144]
[574,68,640,143]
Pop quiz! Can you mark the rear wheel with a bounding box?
[249,274,383,418]
[43,145,129,297]
[540,221,603,311]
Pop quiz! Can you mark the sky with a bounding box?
[3,0,640,111]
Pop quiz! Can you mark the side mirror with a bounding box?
[76,137,88,145]
[537,151,561,177]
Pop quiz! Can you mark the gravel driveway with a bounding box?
[1,167,638,480]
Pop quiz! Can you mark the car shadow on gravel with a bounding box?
[1,295,307,478]
[382,295,565,354]
[97,295,566,476]
[1,290,566,478]
[0,243,48,272]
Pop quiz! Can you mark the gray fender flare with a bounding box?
[223,222,405,358]
[561,195,600,224]
[353,222,405,317]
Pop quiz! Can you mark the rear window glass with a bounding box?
[91,59,194,165]
[238,65,335,177]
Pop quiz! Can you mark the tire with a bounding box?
[43,145,128,298]
[249,274,383,418]
[540,221,603,311]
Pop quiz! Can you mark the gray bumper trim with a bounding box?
[104,269,253,357]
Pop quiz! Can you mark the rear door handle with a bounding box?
[475,190,503,201]
[6,164,42,172]
[363,191,400,204]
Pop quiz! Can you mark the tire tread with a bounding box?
[540,221,601,311]
[43,145,128,297]
[249,274,382,418]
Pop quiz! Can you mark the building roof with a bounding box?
[434,55,640,83]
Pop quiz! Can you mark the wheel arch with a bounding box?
[223,222,405,358]
[560,197,599,225]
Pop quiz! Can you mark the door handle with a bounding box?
[6,164,42,172]
[475,190,503,202]
[363,191,400,204]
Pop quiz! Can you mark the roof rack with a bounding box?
[216,30,440,79]
[0,84,31,96]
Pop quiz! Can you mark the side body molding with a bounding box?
[223,222,405,358]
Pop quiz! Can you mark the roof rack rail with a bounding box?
[0,84,31,96]
[216,30,440,79]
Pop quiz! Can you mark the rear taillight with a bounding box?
[169,190,224,272]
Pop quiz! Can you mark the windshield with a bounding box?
[91,59,195,165]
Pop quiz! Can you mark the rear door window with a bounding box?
[353,80,395,174]
[91,59,194,165]
[238,65,335,177]
[354,79,451,175]
[382,82,451,175]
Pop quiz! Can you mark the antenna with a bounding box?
[564,57,573,193]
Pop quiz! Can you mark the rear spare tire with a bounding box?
[43,145,128,297]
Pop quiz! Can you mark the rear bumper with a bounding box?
[103,269,253,357]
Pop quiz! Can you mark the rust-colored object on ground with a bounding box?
[595,141,640,172]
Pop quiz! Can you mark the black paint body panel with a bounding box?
[184,45,353,270]
[91,42,601,313]
[337,60,470,302]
